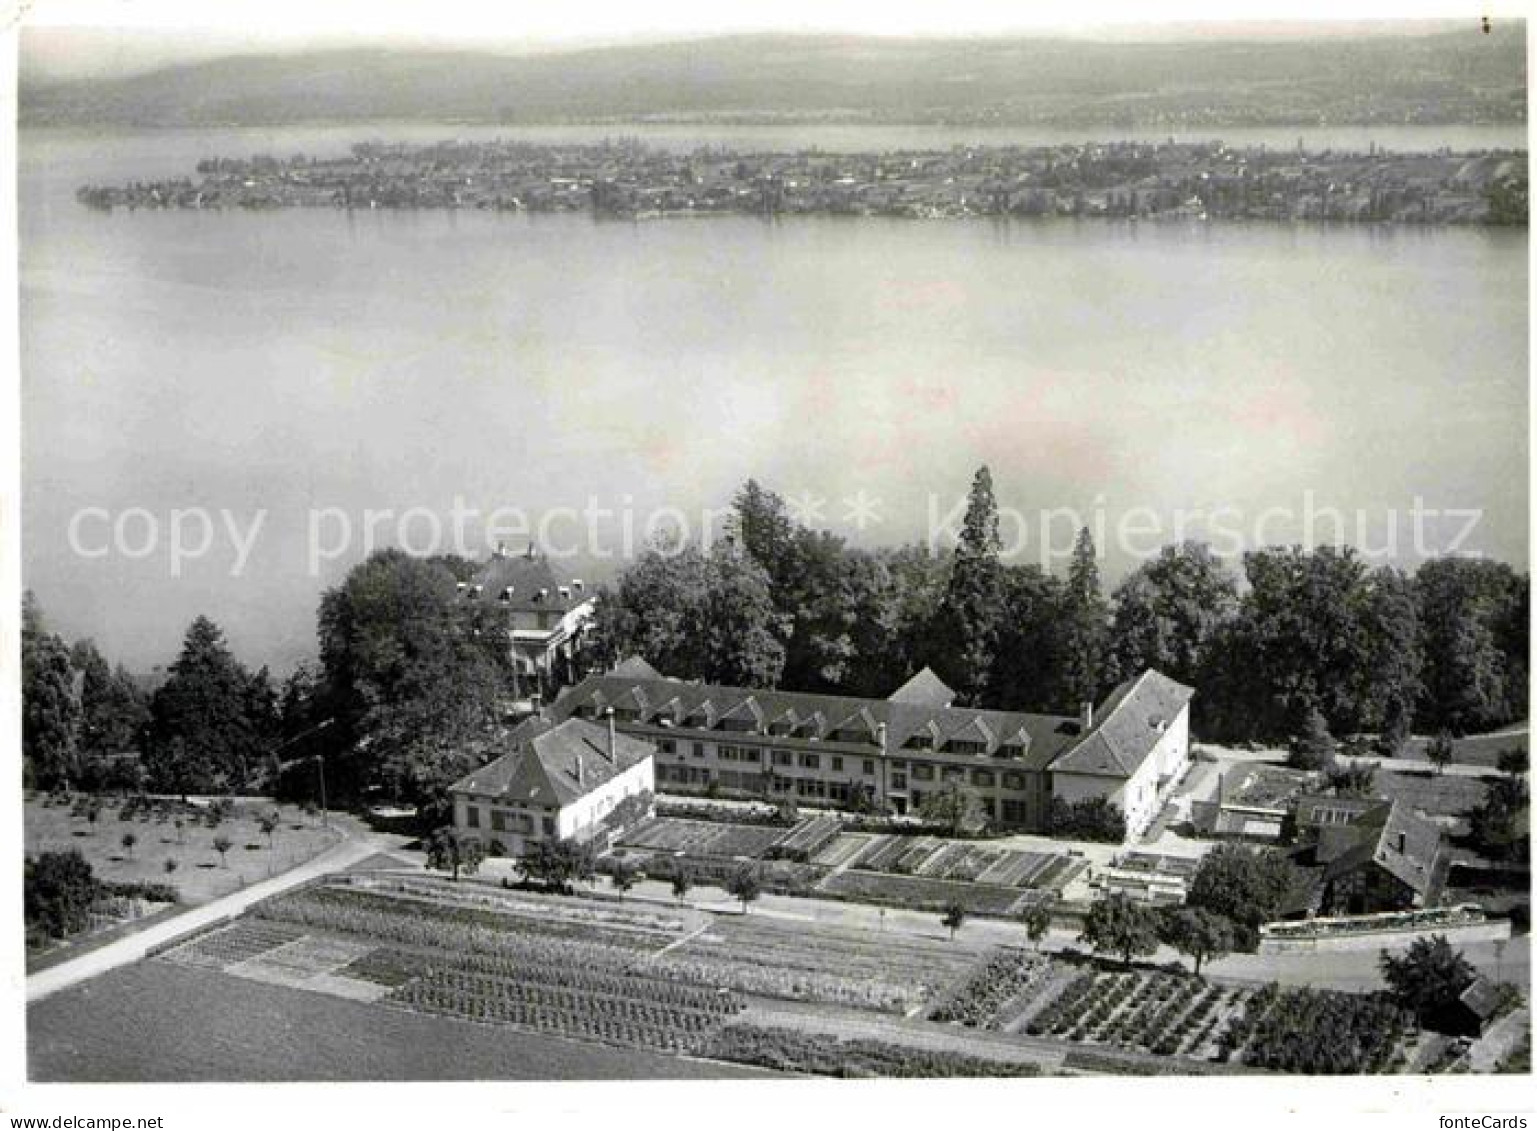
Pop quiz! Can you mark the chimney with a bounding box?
[876,722,888,753]
[605,708,617,762]
[574,757,583,787]
[526,542,537,559]
[572,579,585,593]
[494,540,507,558]
[1396,832,1407,854]
[1080,702,1095,731]
[530,691,543,718]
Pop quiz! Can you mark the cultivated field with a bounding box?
[33,874,1461,1079]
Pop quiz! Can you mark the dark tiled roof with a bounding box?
[550,672,1082,771]
[1313,796,1445,898]
[460,547,589,614]
[449,717,653,807]
[1048,670,1195,780]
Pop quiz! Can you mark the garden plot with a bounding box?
[1025,967,1256,1062]
[1216,983,1417,1073]
[161,921,306,970]
[810,833,872,868]
[849,835,1080,892]
[818,869,1030,916]
[618,817,785,859]
[670,913,986,1015]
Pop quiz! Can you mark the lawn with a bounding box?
[29,961,766,1082]
[1401,728,1527,769]
[1371,770,1489,823]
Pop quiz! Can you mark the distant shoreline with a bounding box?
[73,137,1530,228]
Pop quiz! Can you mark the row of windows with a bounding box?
[464,805,555,837]
[661,743,1041,794]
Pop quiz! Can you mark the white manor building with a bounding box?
[447,716,655,856]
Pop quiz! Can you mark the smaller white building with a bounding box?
[1048,670,1195,840]
[448,716,655,856]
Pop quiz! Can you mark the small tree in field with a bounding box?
[942,901,967,940]
[1427,732,1456,776]
[86,804,102,833]
[164,858,179,876]
[727,864,761,914]
[212,835,233,867]
[609,860,640,900]
[258,810,280,850]
[1022,902,1052,950]
[1080,894,1161,967]
[425,826,484,882]
[670,868,694,904]
[120,831,137,860]
[173,817,185,845]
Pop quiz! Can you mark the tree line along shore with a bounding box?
[75,139,1529,225]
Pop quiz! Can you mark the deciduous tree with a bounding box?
[1380,935,1478,1026]
[425,826,485,882]
[1079,894,1160,966]
[1160,906,1235,975]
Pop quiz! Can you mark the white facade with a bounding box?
[1051,703,1191,840]
[453,754,654,856]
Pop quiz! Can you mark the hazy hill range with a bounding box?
[19,27,1527,129]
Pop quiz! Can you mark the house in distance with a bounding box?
[457,542,595,703]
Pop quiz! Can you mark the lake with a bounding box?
[19,124,1529,673]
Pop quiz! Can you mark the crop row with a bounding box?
[253,887,651,971]
[315,882,674,949]
[389,970,736,1053]
[929,951,1052,1028]
[351,875,689,937]
[1025,972,1107,1038]
[1219,983,1414,1074]
[255,886,934,1014]
[165,922,305,969]
[701,1024,1044,1078]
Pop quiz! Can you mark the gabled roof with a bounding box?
[719,697,766,729]
[611,656,664,679]
[1049,670,1194,779]
[888,667,956,707]
[941,713,995,748]
[1314,797,1445,898]
[448,717,654,808]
